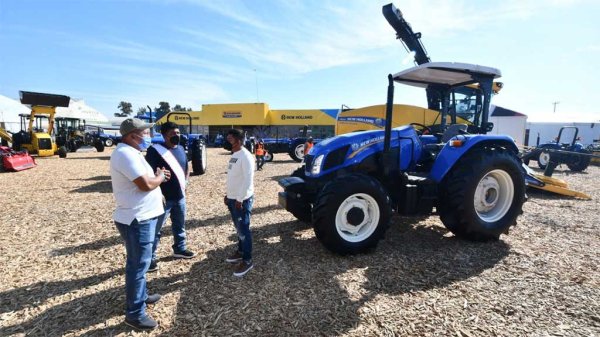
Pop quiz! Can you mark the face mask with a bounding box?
[170,135,181,146]
[138,136,152,150]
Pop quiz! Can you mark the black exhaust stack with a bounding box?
[384,74,394,153]
[383,74,394,178]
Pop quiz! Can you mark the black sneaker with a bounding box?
[225,251,243,264]
[233,261,253,277]
[125,316,158,330]
[173,249,196,259]
[147,260,158,272]
[145,293,161,304]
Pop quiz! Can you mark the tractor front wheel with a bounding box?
[95,140,105,153]
[537,149,551,169]
[438,148,525,241]
[104,138,113,147]
[312,174,391,254]
[264,152,273,162]
[289,143,305,162]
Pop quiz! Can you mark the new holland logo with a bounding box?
[281,114,313,120]
[223,111,242,118]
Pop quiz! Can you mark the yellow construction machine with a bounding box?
[11,91,70,157]
[0,126,13,146]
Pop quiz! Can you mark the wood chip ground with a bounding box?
[0,147,598,336]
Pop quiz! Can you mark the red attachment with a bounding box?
[0,146,37,172]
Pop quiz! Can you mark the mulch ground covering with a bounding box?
[0,147,598,336]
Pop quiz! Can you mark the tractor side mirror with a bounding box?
[484,122,494,132]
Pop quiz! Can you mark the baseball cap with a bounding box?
[120,118,154,136]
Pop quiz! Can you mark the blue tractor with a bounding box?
[522,126,592,173]
[136,110,208,175]
[278,62,526,254]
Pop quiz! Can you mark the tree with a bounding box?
[156,102,171,115]
[115,101,133,117]
[136,107,147,116]
[173,104,194,112]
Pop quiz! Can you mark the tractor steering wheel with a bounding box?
[409,123,432,135]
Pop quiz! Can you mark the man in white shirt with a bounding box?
[110,118,170,330]
[223,129,255,277]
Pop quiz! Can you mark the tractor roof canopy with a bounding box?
[392,62,501,88]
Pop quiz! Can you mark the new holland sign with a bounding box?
[280,114,313,120]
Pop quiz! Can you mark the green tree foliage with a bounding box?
[173,104,194,111]
[136,107,147,116]
[115,101,133,117]
[156,102,171,115]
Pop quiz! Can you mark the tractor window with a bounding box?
[452,90,480,124]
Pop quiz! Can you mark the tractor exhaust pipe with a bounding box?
[384,74,394,153]
[382,74,394,179]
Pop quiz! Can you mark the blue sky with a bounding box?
[1,0,599,121]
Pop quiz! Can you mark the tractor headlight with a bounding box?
[311,154,325,175]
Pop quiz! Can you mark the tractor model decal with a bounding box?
[337,116,386,128]
[348,136,385,159]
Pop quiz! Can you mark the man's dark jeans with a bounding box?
[226,196,254,263]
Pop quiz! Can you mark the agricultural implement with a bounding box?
[0,145,36,172]
[520,126,599,199]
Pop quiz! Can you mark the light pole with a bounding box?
[254,69,259,102]
[552,101,560,113]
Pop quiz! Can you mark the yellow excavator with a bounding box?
[11,91,70,157]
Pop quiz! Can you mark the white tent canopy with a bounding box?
[56,99,109,124]
[0,95,30,133]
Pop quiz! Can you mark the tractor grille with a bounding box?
[38,138,52,150]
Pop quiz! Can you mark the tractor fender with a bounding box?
[429,135,519,183]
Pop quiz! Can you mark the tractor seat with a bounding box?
[441,124,468,143]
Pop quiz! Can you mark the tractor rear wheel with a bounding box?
[312,174,391,254]
[191,139,207,175]
[438,148,525,241]
[567,150,591,172]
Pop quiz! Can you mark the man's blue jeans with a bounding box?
[153,197,187,260]
[226,196,254,263]
[115,217,157,320]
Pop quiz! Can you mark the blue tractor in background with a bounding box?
[261,126,321,162]
[521,126,592,173]
[135,109,207,175]
[277,4,526,255]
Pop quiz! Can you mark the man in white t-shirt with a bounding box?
[110,118,171,330]
[223,129,255,277]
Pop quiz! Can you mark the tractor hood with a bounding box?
[306,126,420,177]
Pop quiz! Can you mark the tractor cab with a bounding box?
[391,62,499,138]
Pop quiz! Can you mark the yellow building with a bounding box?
[156,103,338,143]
